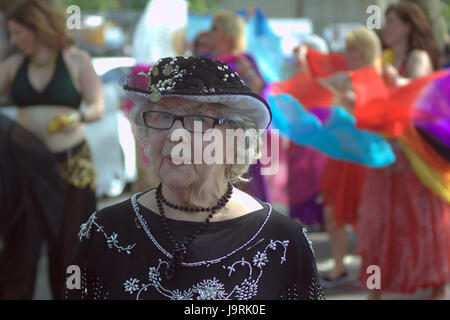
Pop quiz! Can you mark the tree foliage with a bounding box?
[61,0,221,12]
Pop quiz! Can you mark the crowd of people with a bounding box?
[0,0,449,300]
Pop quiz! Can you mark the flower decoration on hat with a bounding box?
[121,55,272,129]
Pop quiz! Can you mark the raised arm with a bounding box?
[383,49,434,88]
[77,50,104,122]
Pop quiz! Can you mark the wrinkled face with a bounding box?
[147,97,228,189]
[8,19,38,56]
[382,11,411,48]
[344,43,366,70]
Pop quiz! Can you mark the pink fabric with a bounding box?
[123,63,152,165]
[357,142,450,293]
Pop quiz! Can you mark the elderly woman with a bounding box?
[64,56,323,300]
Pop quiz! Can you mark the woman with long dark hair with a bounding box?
[357,2,449,299]
[382,2,441,87]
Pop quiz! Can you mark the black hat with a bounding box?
[121,56,272,129]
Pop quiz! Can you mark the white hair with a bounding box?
[129,97,263,184]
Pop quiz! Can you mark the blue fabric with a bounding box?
[188,8,286,83]
[268,93,396,167]
[187,14,212,43]
[245,8,285,82]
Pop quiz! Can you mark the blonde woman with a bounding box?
[316,27,382,288]
[210,10,265,95]
[209,10,270,204]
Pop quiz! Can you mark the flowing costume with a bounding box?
[269,49,385,228]
[356,61,450,293]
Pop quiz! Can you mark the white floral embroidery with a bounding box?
[78,212,136,254]
[148,267,161,285]
[124,278,140,294]
[171,289,194,300]
[123,239,290,300]
[78,212,97,241]
[252,252,268,269]
[193,278,226,300]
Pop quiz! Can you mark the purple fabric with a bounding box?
[247,160,270,203]
[289,192,324,226]
[412,73,450,146]
[287,143,327,226]
[309,107,332,124]
[214,53,271,203]
[415,72,450,120]
[415,120,450,147]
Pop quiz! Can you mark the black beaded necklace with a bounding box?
[155,182,233,279]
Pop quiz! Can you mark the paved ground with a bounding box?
[32,196,438,300]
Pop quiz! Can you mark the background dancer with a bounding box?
[357,2,450,299]
[0,0,103,299]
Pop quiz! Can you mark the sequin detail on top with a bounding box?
[280,279,325,300]
[122,238,289,300]
[78,212,136,254]
[302,227,316,257]
[130,193,273,267]
[64,266,110,300]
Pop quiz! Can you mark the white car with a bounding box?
[88,57,137,197]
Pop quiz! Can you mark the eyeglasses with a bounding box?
[143,111,230,133]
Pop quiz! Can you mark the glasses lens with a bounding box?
[184,115,215,133]
[144,111,173,129]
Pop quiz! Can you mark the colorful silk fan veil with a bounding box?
[268,49,395,167]
[268,93,395,167]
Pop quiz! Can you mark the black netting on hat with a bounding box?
[120,56,252,99]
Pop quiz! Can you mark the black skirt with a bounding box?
[0,114,97,299]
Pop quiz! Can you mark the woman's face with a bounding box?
[147,97,228,189]
[194,33,212,56]
[382,11,410,48]
[8,19,38,55]
[344,44,366,70]
[210,20,230,53]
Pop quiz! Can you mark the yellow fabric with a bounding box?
[398,141,450,203]
[382,49,395,66]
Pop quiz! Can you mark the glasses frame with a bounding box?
[142,111,230,133]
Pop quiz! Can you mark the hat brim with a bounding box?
[126,91,272,130]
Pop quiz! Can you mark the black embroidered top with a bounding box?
[64,191,324,300]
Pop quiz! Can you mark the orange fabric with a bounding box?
[306,48,348,77]
[270,48,350,108]
[320,159,366,229]
[357,143,450,293]
[354,70,449,137]
[350,66,390,108]
[269,71,333,108]
[399,126,450,186]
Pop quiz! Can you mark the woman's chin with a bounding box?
[159,168,195,189]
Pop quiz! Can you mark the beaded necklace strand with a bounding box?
[155,182,233,279]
